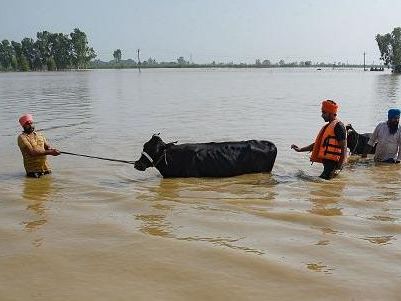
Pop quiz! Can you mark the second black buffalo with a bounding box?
[134,135,277,178]
[346,124,376,155]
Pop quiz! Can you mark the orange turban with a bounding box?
[321,100,338,114]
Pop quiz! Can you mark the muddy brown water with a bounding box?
[1,68,400,300]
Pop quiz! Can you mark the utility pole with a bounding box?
[137,49,141,72]
[363,52,366,71]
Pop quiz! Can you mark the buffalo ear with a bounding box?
[165,141,178,149]
[345,124,354,131]
[152,133,161,137]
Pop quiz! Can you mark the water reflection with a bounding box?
[134,177,266,255]
[362,235,394,245]
[22,177,53,246]
[366,165,401,202]
[307,180,345,217]
[306,262,334,274]
[373,74,401,123]
[152,178,180,201]
[134,179,176,238]
[375,74,401,102]
[176,236,265,255]
[136,213,171,237]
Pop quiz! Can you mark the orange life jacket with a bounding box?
[310,119,345,163]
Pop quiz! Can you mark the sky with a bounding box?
[1,0,401,64]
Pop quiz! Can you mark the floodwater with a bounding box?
[1,68,401,300]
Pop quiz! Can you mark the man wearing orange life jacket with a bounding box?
[291,100,347,180]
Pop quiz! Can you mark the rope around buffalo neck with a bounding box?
[141,151,168,167]
[351,132,360,154]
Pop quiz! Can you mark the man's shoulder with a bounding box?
[333,120,346,132]
[334,120,345,128]
[17,133,28,148]
[17,133,27,142]
[333,120,346,140]
[373,122,387,132]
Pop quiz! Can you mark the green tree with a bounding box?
[0,39,14,70]
[11,56,18,70]
[376,27,401,73]
[147,57,156,65]
[49,33,72,70]
[262,59,271,66]
[70,28,96,69]
[177,56,187,65]
[36,31,52,70]
[11,41,29,71]
[113,49,122,63]
[47,57,57,71]
[21,38,42,70]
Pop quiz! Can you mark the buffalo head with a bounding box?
[346,124,358,150]
[346,124,374,155]
[134,134,177,171]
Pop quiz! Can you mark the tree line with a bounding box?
[2,27,401,72]
[0,28,96,71]
[91,52,368,69]
[96,27,401,73]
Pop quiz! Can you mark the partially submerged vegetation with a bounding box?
[2,27,398,72]
[91,55,369,69]
[0,28,96,71]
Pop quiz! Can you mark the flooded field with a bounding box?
[1,68,400,300]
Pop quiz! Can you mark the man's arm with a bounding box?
[291,143,314,152]
[18,136,59,157]
[362,125,379,158]
[337,139,347,169]
[44,136,60,155]
[44,138,50,150]
[334,122,347,168]
[396,133,401,163]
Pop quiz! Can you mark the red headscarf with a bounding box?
[321,100,338,114]
[19,114,33,127]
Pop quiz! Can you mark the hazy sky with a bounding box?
[1,0,401,64]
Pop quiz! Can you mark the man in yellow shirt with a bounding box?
[17,114,60,178]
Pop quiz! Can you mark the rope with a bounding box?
[350,131,360,154]
[141,150,168,167]
[60,151,134,164]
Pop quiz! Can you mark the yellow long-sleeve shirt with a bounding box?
[17,132,51,174]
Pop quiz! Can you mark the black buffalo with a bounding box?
[346,124,375,155]
[134,135,277,178]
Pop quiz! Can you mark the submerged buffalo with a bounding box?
[346,124,375,155]
[134,134,277,178]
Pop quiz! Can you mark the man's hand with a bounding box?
[291,144,301,152]
[49,148,61,156]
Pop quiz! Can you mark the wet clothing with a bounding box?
[311,119,345,163]
[333,122,347,141]
[18,132,51,175]
[310,120,346,179]
[368,122,401,162]
[320,159,341,180]
[27,171,51,178]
